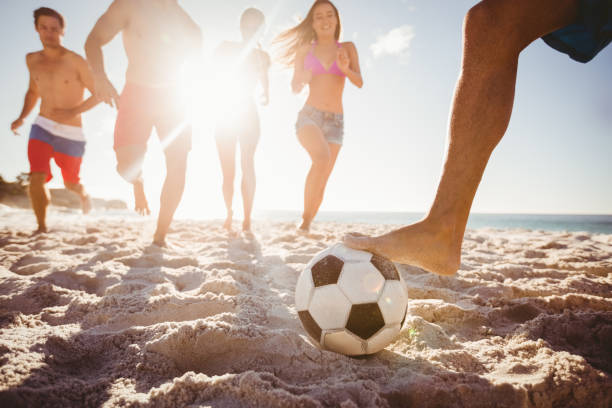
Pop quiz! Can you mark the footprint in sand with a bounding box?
[197,279,241,296]
[43,270,102,295]
[95,294,237,331]
[10,255,52,275]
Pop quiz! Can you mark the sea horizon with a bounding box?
[253,210,612,234]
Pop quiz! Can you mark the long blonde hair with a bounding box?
[274,0,341,67]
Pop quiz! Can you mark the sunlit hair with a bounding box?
[34,7,65,29]
[274,0,341,67]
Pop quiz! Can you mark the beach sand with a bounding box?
[0,205,611,407]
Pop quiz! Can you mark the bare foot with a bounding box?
[152,233,167,247]
[343,220,461,276]
[242,218,251,232]
[32,226,48,235]
[133,182,150,216]
[81,194,92,214]
[223,211,233,230]
[298,219,311,232]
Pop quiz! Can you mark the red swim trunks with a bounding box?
[114,83,192,151]
[28,116,85,184]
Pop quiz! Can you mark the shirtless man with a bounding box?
[11,7,99,233]
[345,0,611,275]
[85,0,202,245]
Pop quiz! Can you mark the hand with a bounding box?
[51,107,78,122]
[336,47,350,74]
[260,92,269,106]
[292,68,313,94]
[301,68,313,86]
[93,74,120,108]
[10,118,24,135]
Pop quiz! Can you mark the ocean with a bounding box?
[254,210,612,234]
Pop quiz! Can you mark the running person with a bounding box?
[275,0,363,232]
[214,8,270,232]
[11,7,99,233]
[85,0,202,246]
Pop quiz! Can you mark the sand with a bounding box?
[0,205,610,407]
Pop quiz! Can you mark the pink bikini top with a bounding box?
[304,42,346,77]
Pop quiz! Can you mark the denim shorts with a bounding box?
[295,105,344,145]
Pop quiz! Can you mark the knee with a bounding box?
[116,161,142,183]
[240,155,255,173]
[311,150,331,168]
[29,173,47,185]
[463,1,518,54]
[464,3,496,43]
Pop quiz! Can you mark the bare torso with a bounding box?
[305,42,347,113]
[28,49,86,127]
[122,0,201,85]
[215,42,269,103]
[307,74,345,113]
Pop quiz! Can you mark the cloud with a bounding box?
[370,25,415,58]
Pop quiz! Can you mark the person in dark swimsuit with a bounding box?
[275,0,363,232]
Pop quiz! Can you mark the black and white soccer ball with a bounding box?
[295,243,408,356]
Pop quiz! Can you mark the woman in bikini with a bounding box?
[214,8,270,232]
[275,0,363,231]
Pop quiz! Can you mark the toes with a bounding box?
[342,232,372,250]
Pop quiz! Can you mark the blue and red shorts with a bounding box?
[28,116,85,184]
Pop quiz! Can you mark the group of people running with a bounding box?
[11,0,361,244]
[10,0,610,277]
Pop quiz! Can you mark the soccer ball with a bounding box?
[295,243,408,356]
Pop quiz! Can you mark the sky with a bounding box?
[1,0,611,219]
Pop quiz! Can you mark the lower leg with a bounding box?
[345,0,579,275]
[64,182,92,214]
[222,178,234,230]
[308,144,341,222]
[301,160,329,230]
[116,146,150,215]
[28,173,50,232]
[297,126,330,231]
[154,149,188,244]
[132,180,150,216]
[216,137,236,230]
[240,155,256,231]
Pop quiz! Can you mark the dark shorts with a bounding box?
[542,0,612,62]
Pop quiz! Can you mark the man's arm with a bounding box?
[84,0,129,107]
[11,54,40,135]
[180,9,203,57]
[74,56,101,114]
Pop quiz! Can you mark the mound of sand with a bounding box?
[0,208,610,407]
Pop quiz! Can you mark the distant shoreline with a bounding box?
[253,210,612,234]
[0,175,127,211]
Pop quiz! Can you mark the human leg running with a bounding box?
[345,0,580,275]
[297,124,333,231]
